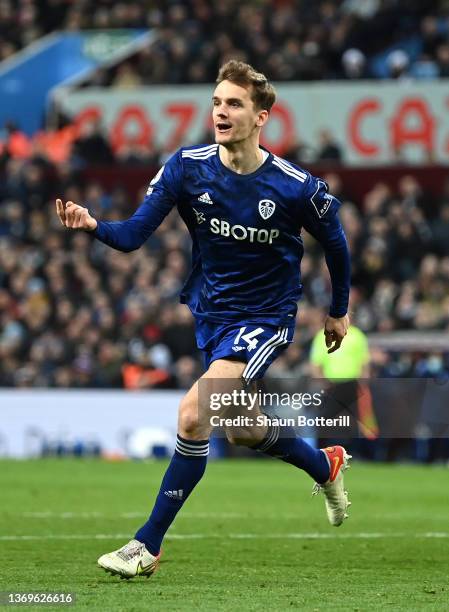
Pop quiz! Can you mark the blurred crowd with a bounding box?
[0,117,344,168]
[1,0,449,82]
[1,151,449,390]
[0,117,163,168]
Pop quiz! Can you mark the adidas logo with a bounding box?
[232,346,245,352]
[164,489,184,500]
[198,192,213,205]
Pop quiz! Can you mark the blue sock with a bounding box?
[135,435,209,555]
[253,423,330,483]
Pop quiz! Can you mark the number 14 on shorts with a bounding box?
[234,327,264,351]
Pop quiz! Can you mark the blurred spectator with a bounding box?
[420,16,445,58]
[341,48,368,79]
[71,119,115,166]
[116,143,160,167]
[410,53,439,80]
[315,129,343,164]
[386,49,410,80]
[436,43,449,77]
[111,62,143,89]
[431,204,449,256]
[0,122,32,160]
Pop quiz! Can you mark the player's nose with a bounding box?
[215,106,227,118]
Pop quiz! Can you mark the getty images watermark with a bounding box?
[208,389,350,428]
[199,377,449,439]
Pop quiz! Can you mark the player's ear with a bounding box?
[256,109,269,128]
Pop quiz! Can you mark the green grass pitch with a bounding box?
[0,459,447,611]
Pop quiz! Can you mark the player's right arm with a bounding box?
[55,152,183,252]
[298,174,351,352]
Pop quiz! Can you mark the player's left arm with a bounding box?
[299,175,351,353]
[89,152,183,252]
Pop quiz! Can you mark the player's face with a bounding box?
[212,80,266,146]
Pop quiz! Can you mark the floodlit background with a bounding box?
[0,0,448,461]
[1,2,448,609]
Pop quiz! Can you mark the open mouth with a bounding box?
[216,122,232,134]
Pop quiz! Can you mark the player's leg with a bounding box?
[224,396,351,526]
[196,321,335,485]
[132,360,241,557]
[214,322,351,526]
[222,381,332,484]
[214,323,332,484]
[97,358,243,578]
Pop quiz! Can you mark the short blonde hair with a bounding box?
[216,60,276,112]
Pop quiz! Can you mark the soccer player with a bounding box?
[56,60,352,579]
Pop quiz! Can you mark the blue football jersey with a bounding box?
[94,143,350,326]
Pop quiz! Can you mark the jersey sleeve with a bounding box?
[93,150,183,252]
[298,174,351,318]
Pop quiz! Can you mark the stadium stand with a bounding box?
[0,154,448,389]
[0,0,447,82]
[0,0,448,395]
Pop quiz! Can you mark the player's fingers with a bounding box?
[55,199,66,225]
[65,202,77,227]
[327,335,342,354]
[65,207,73,227]
[71,208,82,229]
[74,209,87,229]
[72,210,80,229]
[77,208,91,229]
[324,330,333,348]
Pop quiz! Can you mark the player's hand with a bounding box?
[324,314,349,354]
[55,199,97,231]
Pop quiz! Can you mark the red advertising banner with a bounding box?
[54,82,449,165]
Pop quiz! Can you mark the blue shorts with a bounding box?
[195,319,295,383]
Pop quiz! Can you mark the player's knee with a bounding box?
[178,398,202,437]
[225,427,259,447]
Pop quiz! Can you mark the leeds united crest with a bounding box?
[258,199,276,220]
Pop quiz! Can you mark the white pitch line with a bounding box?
[0,532,448,541]
[20,512,269,519]
[22,512,104,519]
[19,511,449,522]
